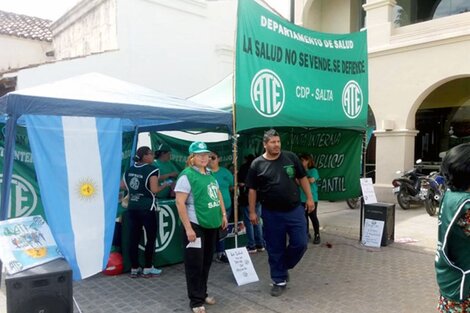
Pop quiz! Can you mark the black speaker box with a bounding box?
[364,202,395,246]
[5,258,73,313]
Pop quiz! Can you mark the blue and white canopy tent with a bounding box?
[0,73,232,280]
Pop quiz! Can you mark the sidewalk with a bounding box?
[0,200,439,313]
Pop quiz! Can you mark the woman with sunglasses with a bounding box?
[174,141,228,313]
[209,151,234,263]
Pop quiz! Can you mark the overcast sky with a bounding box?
[0,0,290,21]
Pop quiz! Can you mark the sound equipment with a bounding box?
[5,258,73,313]
[364,202,395,246]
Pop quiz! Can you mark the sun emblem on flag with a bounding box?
[78,179,98,200]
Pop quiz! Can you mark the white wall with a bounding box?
[0,35,52,73]
[17,0,237,99]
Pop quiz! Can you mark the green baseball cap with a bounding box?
[189,141,210,154]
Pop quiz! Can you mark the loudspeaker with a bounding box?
[6,258,73,313]
[364,202,395,246]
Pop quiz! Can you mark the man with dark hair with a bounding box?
[246,129,314,297]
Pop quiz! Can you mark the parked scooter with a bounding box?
[392,159,426,210]
[420,171,446,216]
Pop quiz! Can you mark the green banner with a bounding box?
[151,133,234,170]
[0,125,45,219]
[235,0,368,132]
[151,129,361,200]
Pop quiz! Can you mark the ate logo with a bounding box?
[0,174,38,218]
[139,204,176,253]
[342,80,363,119]
[250,69,285,118]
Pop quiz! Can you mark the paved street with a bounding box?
[0,200,439,313]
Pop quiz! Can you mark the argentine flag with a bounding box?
[25,115,122,280]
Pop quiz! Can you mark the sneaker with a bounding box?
[313,234,321,245]
[130,267,141,278]
[215,253,229,263]
[270,282,287,297]
[256,245,265,252]
[191,306,206,313]
[142,266,162,278]
[204,296,216,305]
[247,246,257,254]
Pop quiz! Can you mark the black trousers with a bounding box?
[182,222,218,308]
[304,201,320,235]
[128,209,158,269]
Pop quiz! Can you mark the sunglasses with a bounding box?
[210,156,217,160]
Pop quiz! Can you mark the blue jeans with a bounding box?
[262,204,307,284]
[216,206,232,253]
[243,204,264,248]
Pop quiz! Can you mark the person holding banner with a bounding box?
[122,146,170,278]
[174,141,228,313]
[246,129,314,297]
[298,153,321,244]
[435,143,470,312]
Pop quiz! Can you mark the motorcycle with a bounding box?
[420,171,446,216]
[392,159,426,210]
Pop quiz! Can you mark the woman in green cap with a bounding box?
[174,141,228,313]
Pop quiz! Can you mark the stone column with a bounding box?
[374,129,419,203]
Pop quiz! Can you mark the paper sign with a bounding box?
[225,247,259,286]
[360,178,377,204]
[0,215,63,274]
[186,237,201,248]
[362,218,385,248]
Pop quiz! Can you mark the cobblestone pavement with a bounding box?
[0,200,439,313]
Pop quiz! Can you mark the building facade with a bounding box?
[299,0,470,202]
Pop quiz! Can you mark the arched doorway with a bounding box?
[415,77,470,171]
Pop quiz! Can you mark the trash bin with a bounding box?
[364,202,395,246]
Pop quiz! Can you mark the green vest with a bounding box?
[181,167,222,229]
[124,163,159,211]
[435,191,470,301]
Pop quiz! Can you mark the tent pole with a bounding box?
[359,130,367,242]
[0,115,18,221]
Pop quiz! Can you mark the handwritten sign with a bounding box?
[225,247,259,286]
[362,218,384,248]
[0,215,63,274]
[360,178,377,204]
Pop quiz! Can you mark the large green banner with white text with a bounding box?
[151,129,361,200]
[0,125,45,219]
[235,0,368,132]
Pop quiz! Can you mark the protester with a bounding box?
[246,129,314,297]
[122,146,170,278]
[154,143,179,199]
[435,143,470,312]
[174,141,228,313]
[209,150,234,263]
[239,154,265,253]
[298,153,321,244]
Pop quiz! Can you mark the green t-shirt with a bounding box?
[155,159,179,199]
[211,167,234,209]
[124,163,159,211]
[300,168,320,202]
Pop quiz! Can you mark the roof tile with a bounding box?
[0,10,52,41]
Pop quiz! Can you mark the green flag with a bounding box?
[235,0,368,132]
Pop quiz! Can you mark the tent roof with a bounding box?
[188,74,233,111]
[0,73,232,131]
